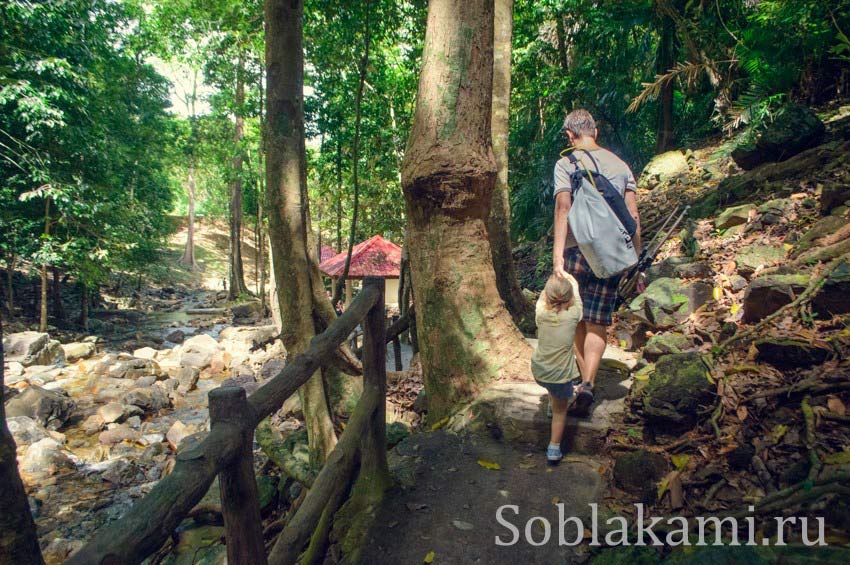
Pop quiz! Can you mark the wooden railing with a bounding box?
[68,277,390,565]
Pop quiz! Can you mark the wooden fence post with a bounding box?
[209,387,267,565]
[360,277,391,486]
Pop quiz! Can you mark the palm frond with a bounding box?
[627,61,710,113]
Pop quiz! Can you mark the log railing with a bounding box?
[69,277,389,565]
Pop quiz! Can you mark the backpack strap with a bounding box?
[577,149,601,174]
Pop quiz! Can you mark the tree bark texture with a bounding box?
[0,317,46,564]
[489,0,534,332]
[401,0,531,419]
[229,53,249,299]
[266,0,337,465]
[180,162,199,269]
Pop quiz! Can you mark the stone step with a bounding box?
[450,350,633,455]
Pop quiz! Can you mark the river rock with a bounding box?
[106,357,164,380]
[5,360,25,379]
[715,203,754,230]
[742,274,808,323]
[613,449,668,500]
[19,437,75,482]
[122,385,171,413]
[176,366,200,393]
[3,332,65,367]
[7,416,50,449]
[231,300,263,320]
[180,334,221,370]
[221,374,260,396]
[642,352,714,429]
[97,402,126,424]
[755,338,832,368]
[81,414,105,435]
[219,325,277,350]
[166,420,190,451]
[61,342,96,362]
[165,329,186,343]
[731,105,825,170]
[735,244,786,278]
[99,424,141,445]
[642,333,692,362]
[132,347,158,360]
[5,385,75,430]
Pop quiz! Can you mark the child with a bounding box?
[531,274,583,464]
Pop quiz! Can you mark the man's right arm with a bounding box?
[553,191,571,279]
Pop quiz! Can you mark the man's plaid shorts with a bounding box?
[563,247,621,327]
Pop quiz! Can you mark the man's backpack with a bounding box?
[565,150,638,278]
[565,150,637,236]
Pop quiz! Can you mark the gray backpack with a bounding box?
[567,161,638,279]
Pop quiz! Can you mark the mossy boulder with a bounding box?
[629,278,714,328]
[742,274,808,323]
[612,449,668,501]
[812,259,850,317]
[642,352,714,429]
[638,151,689,189]
[793,215,846,257]
[755,338,832,368]
[715,203,755,230]
[731,105,825,170]
[646,257,713,281]
[642,333,692,362]
[821,182,850,214]
[735,244,786,278]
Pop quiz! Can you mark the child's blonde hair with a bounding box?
[542,275,575,313]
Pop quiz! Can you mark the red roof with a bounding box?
[319,235,401,279]
[320,245,337,263]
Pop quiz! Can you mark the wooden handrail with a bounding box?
[69,280,385,565]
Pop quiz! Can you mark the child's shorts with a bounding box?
[535,379,574,400]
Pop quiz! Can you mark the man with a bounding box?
[552,109,641,416]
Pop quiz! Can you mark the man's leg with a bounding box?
[574,321,587,378]
[581,322,607,387]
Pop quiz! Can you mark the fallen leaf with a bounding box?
[551,496,561,505]
[823,451,850,464]
[771,424,788,443]
[712,286,722,301]
[730,303,741,315]
[519,461,536,469]
[477,459,500,470]
[452,520,474,531]
[430,417,449,431]
[737,405,748,422]
[671,454,690,470]
[827,396,846,416]
[423,550,435,563]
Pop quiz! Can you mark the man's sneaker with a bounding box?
[547,444,563,464]
[571,382,594,418]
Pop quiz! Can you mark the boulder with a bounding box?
[642,352,714,429]
[3,332,48,365]
[61,342,96,362]
[613,450,668,500]
[821,182,850,214]
[231,300,263,320]
[219,325,277,351]
[642,333,692,362]
[755,338,832,368]
[794,215,845,256]
[5,386,75,430]
[180,334,221,370]
[715,203,755,230]
[7,416,50,449]
[176,366,200,393]
[81,414,105,435]
[811,259,850,318]
[638,151,689,189]
[166,420,191,451]
[731,105,826,170]
[742,274,808,323]
[122,385,171,413]
[735,244,786,278]
[19,438,75,482]
[646,257,713,281]
[628,278,713,328]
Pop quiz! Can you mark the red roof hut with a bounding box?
[319,235,401,305]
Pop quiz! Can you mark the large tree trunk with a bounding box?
[401,0,531,419]
[655,11,676,153]
[4,252,14,316]
[266,0,337,465]
[229,53,249,300]
[1,317,46,564]
[488,0,533,332]
[335,140,343,253]
[332,10,371,306]
[51,267,65,323]
[180,162,199,269]
[39,198,50,333]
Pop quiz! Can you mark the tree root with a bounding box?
[801,395,822,483]
[727,475,850,519]
[744,378,850,403]
[751,455,776,494]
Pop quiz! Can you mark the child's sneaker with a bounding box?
[547,443,563,465]
[571,382,594,418]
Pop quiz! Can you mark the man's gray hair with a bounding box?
[562,109,596,137]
